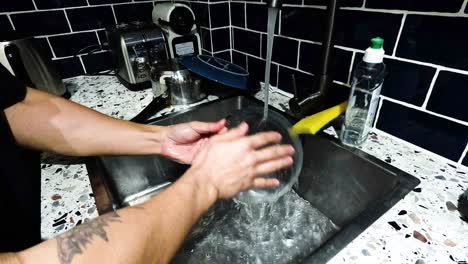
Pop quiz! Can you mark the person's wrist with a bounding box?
[140,124,165,155]
[181,166,219,207]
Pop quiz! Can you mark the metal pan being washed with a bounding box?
[226,106,304,204]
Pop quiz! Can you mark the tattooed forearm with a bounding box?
[56,211,121,264]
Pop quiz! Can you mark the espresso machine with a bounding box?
[152,3,202,58]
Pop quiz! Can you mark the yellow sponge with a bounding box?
[290,101,348,135]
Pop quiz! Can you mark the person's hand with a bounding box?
[184,122,295,200]
[160,119,226,164]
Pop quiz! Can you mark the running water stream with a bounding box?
[261,7,279,123]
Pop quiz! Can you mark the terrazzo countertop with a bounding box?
[40,75,467,263]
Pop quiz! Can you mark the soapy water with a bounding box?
[175,190,340,264]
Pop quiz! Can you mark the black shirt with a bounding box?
[0,64,42,252]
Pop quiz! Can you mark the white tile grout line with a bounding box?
[296,41,300,69]
[421,68,440,109]
[45,37,57,58]
[459,0,468,14]
[79,56,87,74]
[212,49,231,54]
[392,13,406,57]
[381,95,468,126]
[373,127,467,169]
[110,5,118,25]
[31,0,38,10]
[6,14,15,30]
[63,10,73,33]
[347,51,355,85]
[95,31,102,46]
[51,50,109,61]
[228,0,233,62]
[340,6,468,17]
[458,143,468,164]
[208,4,214,54]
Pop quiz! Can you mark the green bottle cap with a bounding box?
[370,37,384,49]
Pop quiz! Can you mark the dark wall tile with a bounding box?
[303,0,363,7]
[191,3,210,28]
[299,43,352,83]
[284,0,302,4]
[11,11,71,36]
[49,32,100,58]
[233,28,260,57]
[114,3,153,23]
[427,71,468,122]
[278,66,316,94]
[335,10,402,51]
[210,3,230,28]
[232,50,247,69]
[53,57,85,79]
[261,35,298,68]
[281,7,325,42]
[376,100,468,161]
[35,37,54,60]
[0,16,15,40]
[463,154,468,167]
[366,0,464,13]
[246,3,279,33]
[213,50,231,62]
[200,28,212,52]
[35,0,88,9]
[97,30,108,46]
[88,0,130,4]
[231,3,245,28]
[247,55,278,87]
[212,28,230,52]
[466,4,468,13]
[353,53,436,106]
[67,6,115,31]
[0,0,35,12]
[397,15,468,71]
[82,51,113,74]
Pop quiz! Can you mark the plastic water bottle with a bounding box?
[341,37,386,147]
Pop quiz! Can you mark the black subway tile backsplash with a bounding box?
[49,32,100,58]
[97,30,108,46]
[35,37,54,59]
[262,35,298,68]
[53,57,85,79]
[232,50,247,69]
[212,28,231,52]
[231,3,245,28]
[0,16,14,40]
[200,28,212,52]
[299,43,352,83]
[191,3,210,28]
[11,11,71,36]
[303,0,363,7]
[81,51,113,74]
[35,0,88,9]
[210,3,230,28]
[0,0,35,13]
[376,100,468,161]
[354,53,436,106]
[427,71,468,122]
[335,10,402,51]
[277,66,315,94]
[66,6,115,31]
[397,15,468,71]
[281,7,325,42]
[246,3,279,33]
[113,3,153,23]
[366,0,464,13]
[463,154,468,167]
[233,28,260,57]
[213,50,231,62]
[247,55,278,87]
[88,0,130,4]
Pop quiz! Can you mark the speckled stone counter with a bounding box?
[41,76,467,263]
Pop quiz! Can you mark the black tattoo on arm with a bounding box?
[56,211,121,264]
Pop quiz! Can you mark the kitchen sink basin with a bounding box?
[86,95,420,263]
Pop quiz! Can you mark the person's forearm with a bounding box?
[5,88,165,156]
[9,169,216,264]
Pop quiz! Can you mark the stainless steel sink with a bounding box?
[86,95,419,263]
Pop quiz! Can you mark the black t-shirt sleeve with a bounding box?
[0,63,27,110]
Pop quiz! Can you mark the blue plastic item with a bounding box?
[179,55,251,90]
